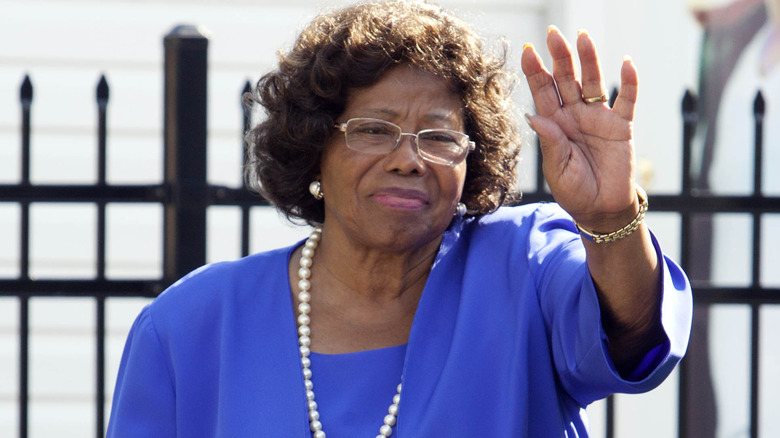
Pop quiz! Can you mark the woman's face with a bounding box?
[318,65,468,253]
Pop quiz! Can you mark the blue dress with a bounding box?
[106,204,692,437]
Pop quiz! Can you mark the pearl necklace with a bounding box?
[296,226,403,438]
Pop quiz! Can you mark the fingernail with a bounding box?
[623,55,633,62]
[546,25,558,35]
[523,42,534,51]
[524,113,534,126]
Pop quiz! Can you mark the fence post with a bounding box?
[748,90,765,438]
[19,73,32,438]
[163,25,210,283]
[678,89,695,438]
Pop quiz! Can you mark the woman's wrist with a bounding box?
[573,185,648,244]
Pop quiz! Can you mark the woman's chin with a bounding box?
[351,218,443,254]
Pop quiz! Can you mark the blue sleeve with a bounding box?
[529,206,692,405]
[106,306,176,437]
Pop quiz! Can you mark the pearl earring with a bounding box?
[309,181,324,200]
[455,202,467,217]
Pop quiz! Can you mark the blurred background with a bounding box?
[0,0,777,437]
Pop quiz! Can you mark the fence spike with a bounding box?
[242,80,252,134]
[20,74,33,108]
[682,89,697,122]
[682,89,696,112]
[753,91,764,120]
[97,74,109,107]
[608,86,618,108]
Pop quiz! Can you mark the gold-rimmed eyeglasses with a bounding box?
[334,117,476,166]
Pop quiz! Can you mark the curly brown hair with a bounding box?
[243,0,521,225]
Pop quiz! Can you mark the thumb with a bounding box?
[525,113,570,177]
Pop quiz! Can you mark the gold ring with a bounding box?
[583,94,607,104]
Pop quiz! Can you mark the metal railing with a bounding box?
[1,26,778,438]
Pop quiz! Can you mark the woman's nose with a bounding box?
[384,134,426,174]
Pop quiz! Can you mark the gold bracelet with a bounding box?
[574,185,648,244]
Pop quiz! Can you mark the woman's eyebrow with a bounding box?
[361,108,399,118]
[423,112,461,124]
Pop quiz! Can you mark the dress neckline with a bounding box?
[309,343,408,358]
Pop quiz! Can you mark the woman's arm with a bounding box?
[521,27,666,375]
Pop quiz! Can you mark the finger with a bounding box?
[546,25,583,107]
[521,43,564,117]
[612,57,639,121]
[576,30,607,105]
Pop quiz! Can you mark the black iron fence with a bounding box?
[1,25,779,438]
[674,89,780,438]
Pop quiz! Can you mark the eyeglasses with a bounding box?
[334,117,476,166]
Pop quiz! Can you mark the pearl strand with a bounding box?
[297,226,402,438]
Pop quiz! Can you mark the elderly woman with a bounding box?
[107,1,691,437]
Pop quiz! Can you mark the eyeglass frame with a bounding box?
[333,117,476,166]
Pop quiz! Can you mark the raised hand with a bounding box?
[521,26,639,232]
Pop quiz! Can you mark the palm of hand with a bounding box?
[522,27,639,228]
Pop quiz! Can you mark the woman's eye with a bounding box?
[422,131,458,144]
[355,124,394,136]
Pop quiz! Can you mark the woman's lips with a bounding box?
[372,188,429,209]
